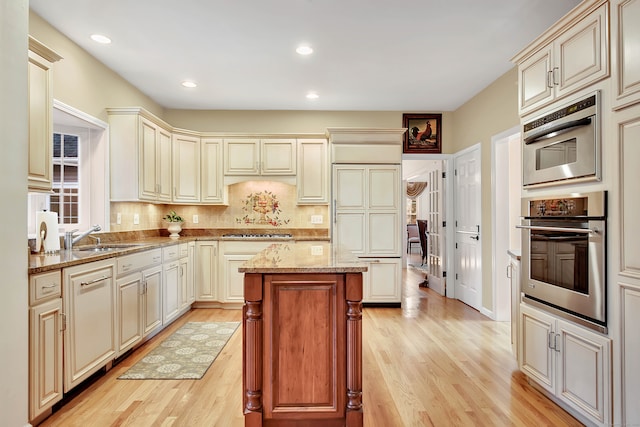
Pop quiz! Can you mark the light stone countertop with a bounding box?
[238,242,368,274]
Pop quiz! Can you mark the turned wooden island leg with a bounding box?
[243,273,263,427]
[346,273,363,427]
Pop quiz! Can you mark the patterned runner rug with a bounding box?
[118,321,239,380]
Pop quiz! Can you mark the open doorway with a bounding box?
[402,157,449,296]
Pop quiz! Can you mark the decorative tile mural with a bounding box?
[236,190,290,226]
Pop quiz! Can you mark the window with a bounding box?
[52,133,80,224]
[28,101,108,237]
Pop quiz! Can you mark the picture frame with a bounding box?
[402,113,442,154]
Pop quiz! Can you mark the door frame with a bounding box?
[491,126,521,321]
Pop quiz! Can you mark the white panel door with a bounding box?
[427,164,446,295]
[454,147,482,310]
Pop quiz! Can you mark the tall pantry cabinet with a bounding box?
[328,128,406,304]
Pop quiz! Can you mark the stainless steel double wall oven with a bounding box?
[518,191,607,333]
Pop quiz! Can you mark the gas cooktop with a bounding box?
[222,233,293,239]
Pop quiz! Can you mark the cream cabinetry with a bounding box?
[224,138,296,176]
[28,37,61,193]
[612,0,640,109]
[297,138,329,204]
[28,270,63,423]
[361,258,402,303]
[172,132,200,203]
[162,244,182,324]
[116,248,163,355]
[616,103,640,425]
[107,108,172,202]
[63,259,117,392]
[195,241,219,303]
[520,303,611,426]
[515,1,609,115]
[219,240,274,305]
[201,138,226,204]
[179,243,194,311]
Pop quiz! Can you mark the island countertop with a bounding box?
[238,242,368,274]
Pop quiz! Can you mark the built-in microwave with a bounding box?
[522,91,600,187]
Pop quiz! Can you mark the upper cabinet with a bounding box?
[224,138,296,176]
[612,0,640,109]
[201,138,226,204]
[172,131,200,203]
[297,138,329,204]
[108,108,172,202]
[28,36,62,193]
[513,1,609,116]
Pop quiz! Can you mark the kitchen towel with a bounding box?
[35,211,60,253]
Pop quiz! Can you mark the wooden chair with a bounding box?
[417,220,428,265]
[407,223,420,253]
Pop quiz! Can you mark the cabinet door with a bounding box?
[518,45,554,115]
[221,254,252,302]
[621,284,640,425]
[139,117,159,201]
[556,319,611,425]
[509,259,521,363]
[172,133,200,203]
[224,139,260,175]
[261,139,296,175]
[554,2,609,99]
[27,50,54,192]
[142,265,162,336]
[367,211,400,254]
[201,138,225,203]
[29,298,63,420]
[187,242,196,304]
[157,128,172,202]
[196,241,218,301]
[368,166,400,210]
[613,0,640,108]
[297,139,328,204]
[163,260,181,324]
[334,166,365,210]
[363,258,402,303]
[334,212,365,255]
[520,303,555,393]
[63,261,116,392]
[179,256,190,310]
[116,273,142,355]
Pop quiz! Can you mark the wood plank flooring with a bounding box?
[39,257,582,427]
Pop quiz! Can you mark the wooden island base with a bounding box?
[240,243,365,427]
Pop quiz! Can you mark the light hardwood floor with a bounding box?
[39,254,582,427]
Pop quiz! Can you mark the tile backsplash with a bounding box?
[110,181,328,231]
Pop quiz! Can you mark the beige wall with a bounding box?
[450,67,520,310]
[29,11,165,123]
[29,9,520,314]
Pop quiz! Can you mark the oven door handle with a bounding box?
[523,117,592,144]
[516,225,596,234]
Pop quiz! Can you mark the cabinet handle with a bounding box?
[41,283,58,293]
[547,70,554,88]
[548,331,555,349]
[552,67,559,86]
[333,200,337,224]
[554,333,561,353]
[122,263,133,271]
[80,276,110,287]
[153,256,161,262]
[506,264,512,279]
[61,313,66,332]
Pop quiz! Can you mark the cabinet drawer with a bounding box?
[30,270,62,305]
[117,249,162,276]
[179,243,189,258]
[163,244,180,262]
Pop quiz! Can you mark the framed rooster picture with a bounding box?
[402,113,442,154]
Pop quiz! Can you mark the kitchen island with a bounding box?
[239,242,367,427]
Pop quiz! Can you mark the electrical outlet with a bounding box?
[133,213,139,225]
[311,245,324,256]
[116,213,122,224]
[311,215,323,224]
[193,214,199,224]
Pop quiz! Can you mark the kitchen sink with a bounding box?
[73,243,148,252]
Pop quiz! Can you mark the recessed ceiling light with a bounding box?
[306,92,319,99]
[90,34,111,44]
[296,45,313,55]
[181,81,197,88]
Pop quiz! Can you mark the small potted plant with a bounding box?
[163,210,185,238]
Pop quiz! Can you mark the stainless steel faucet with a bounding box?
[65,224,102,250]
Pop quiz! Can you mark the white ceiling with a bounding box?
[29,0,581,112]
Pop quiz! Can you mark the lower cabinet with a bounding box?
[508,253,521,363]
[163,259,181,324]
[220,241,273,304]
[28,270,63,423]
[520,303,611,426]
[195,240,219,302]
[361,257,402,303]
[63,259,117,392]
